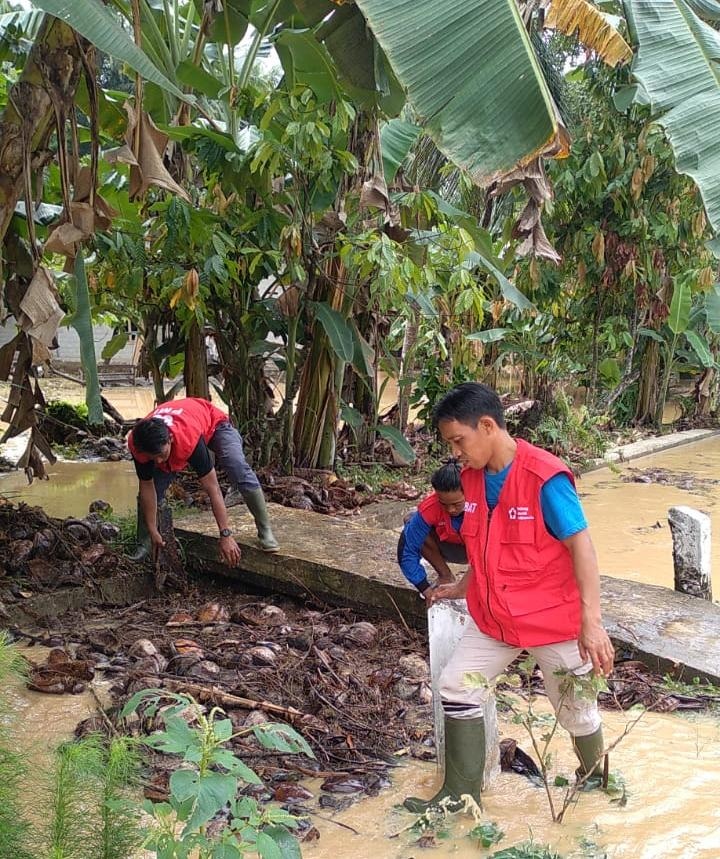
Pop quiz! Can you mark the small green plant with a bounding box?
[45,400,90,430]
[528,391,607,465]
[42,737,105,859]
[574,836,608,858]
[0,633,33,859]
[469,820,505,848]
[490,843,562,859]
[34,734,143,859]
[105,509,140,552]
[660,673,720,701]
[122,688,314,858]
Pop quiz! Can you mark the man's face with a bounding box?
[438,418,492,470]
[153,441,172,464]
[436,488,465,517]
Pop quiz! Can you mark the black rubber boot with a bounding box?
[242,487,279,552]
[573,727,606,789]
[404,715,485,814]
[128,496,151,562]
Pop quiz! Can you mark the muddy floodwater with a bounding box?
[8,655,720,858]
[4,435,720,856]
[304,704,720,858]
[578,434,720,590]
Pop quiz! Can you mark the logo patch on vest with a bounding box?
[508,506,534,521]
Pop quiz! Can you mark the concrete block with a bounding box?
[428,600,500,788]
[668,505,712,600]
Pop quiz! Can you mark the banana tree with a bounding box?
[623,0,720,253]
[636,272,717,426]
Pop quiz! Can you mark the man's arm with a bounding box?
[398,512,434,592]
[198,468,242,567]
[138,478,162,551]
[563,529,614,676]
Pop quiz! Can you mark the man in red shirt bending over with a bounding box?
[128,397,278,565]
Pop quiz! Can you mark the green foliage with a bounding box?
[45,400,89,431]
[121,689,312,857]
[0,629,27,694]
[660,674,720,701]
[0,745,33,859]
[33,733,143,859]
[528,392,607,465]
[0,633,32,859]
[468,821,505,849]
[490,844,562,859]
[99,737,145,859]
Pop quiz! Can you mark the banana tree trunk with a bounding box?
[635,338,660,426]
[184,318,209,400]
[397,310,418,432]
[293,330,339,468]
[0,16,86,244]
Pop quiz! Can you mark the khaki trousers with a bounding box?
[439,617,601,737]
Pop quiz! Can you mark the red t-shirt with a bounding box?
[128,398,227,473]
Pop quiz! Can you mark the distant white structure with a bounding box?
[0,317,139,367]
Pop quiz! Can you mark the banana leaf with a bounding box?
[30,0,191,102]
[354,0,558,184]
[625,0,720,251]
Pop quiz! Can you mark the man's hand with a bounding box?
[149,528,165,558]
[219,535,242,567]
[426,573,470,607]
[579,620,614,677]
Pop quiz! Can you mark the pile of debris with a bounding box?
[173,468,422,516]
[0,500,123,592]
[19,586,436,830]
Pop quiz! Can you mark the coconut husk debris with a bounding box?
[3,500,718,841]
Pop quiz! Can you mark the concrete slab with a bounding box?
[176,504,720,684]
[589,428,720,470]
[175,503,427,629]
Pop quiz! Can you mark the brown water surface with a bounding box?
[578,435,720,590]
[304,705,720,859]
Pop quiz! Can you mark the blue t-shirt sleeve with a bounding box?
[540,473,588,540]
[398,511,432,588]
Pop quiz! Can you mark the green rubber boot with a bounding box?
[242,487,279,552]
[404,715,485,814]
[573,727,606,789]
[128,496,151,562]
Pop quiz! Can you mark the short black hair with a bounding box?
[432,382,506,429]
[132,417,170,455]
[430,460,462,493]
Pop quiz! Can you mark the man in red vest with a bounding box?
[128,398,278,565]
[397,460,467,596]
[405,382,614,813]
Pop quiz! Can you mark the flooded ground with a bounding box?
[8,642,720,858]
[5,646,112,767]
[578,434,720,590]
[4,424,720,858]
[303,704,720,859]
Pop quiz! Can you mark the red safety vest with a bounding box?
[417,493,465,545]
[128,398,227,473]
[460,439,581,647]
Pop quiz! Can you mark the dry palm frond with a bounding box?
[545,0,633,67]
